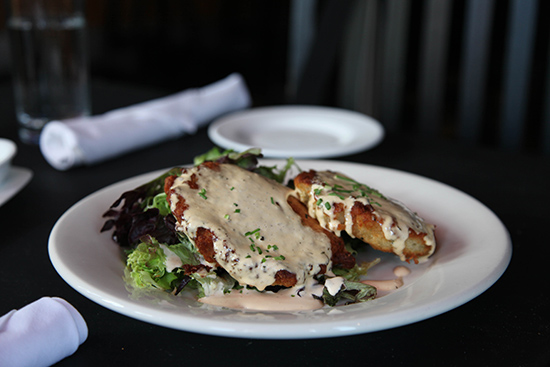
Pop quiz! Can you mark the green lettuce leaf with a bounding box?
[253,157,297,184]
[126,240,177,290]
[322,279,377,307]
[126,236,197,290]
[193,147,262,170]
[193,146,299,184]
[190,271,237,298]
[333,258,381,282]
[143,192,171,216]
[321,258,381,306]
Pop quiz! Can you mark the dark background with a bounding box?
[0,2,549,366]
[0,1,291,108]
[1,0,550,155]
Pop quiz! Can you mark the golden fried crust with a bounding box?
[165,164,222,266]
[181,264,211,275]
[273,270,297,287]
[287,195,355,269]
[164,161,222,245]
[164,174,186,218]
[194,227,218,264]
[294,170,316,187]
[294,170,434,263]
[349,201,432,262]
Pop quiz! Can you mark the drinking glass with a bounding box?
[6,0,90,144]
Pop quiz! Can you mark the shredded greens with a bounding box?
[320,259,380,306]
[126,236,185,290]
[102,147,378,307]
[194,147,297,184]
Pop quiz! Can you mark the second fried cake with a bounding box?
[293,170,436,263]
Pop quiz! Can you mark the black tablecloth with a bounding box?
[1,80,549,367]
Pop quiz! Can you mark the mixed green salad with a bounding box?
[101,148,378,308]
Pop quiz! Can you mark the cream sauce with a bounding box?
[160,244,183,272]
[362,266,411,291]
[324,276,346,296]
[298,171,436,262]
[199,278,325,311]
[169,163,333,291]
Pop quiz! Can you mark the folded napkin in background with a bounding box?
[0,297,88,367]
[39,72,251,170]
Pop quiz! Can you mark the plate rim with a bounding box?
[48,159,512,339]
[208,106,385,158]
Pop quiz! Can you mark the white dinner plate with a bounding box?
[48,160,511,339]
[0,167,33,207]
[208,106,385,158]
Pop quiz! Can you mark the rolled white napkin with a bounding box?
[0,297,88,367]
[39,73,251,170]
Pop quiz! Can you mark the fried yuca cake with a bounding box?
[164,161,354,292]
[293,170,436,263]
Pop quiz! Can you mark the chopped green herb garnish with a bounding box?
[274,255,285,261]
[270,197,275,204]
[267,244,279,252]
[335,174,387,200]
[329,192,345,200]
[234,209,241,213]
[333,188,353,194]
[245,228,261,236]
[324,202,331,210]
[198,188,207,199]
[316,198,323,206]
[334,175,357,183]
[248,241,263,255]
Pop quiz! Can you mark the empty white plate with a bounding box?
[208,106,384,158]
